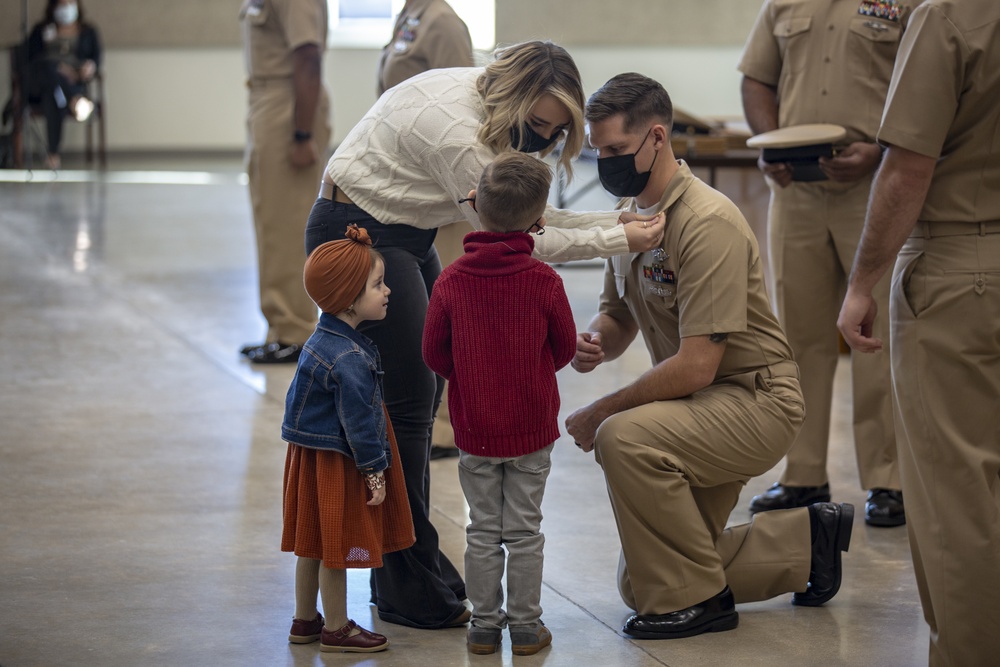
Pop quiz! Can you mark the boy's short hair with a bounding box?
[585,73,674,134]
[476,152,552,233]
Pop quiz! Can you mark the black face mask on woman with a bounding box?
[597,129,658,198]
[510,123,559,154]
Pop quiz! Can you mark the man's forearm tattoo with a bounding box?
[709,333,729,344]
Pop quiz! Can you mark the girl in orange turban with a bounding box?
[280,225,415,653]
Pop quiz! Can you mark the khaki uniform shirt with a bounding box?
[600,162,795,379]
[377,0,473,95]
[739,0,912,145]
[878,0,1000,222]
[241,0,327,81]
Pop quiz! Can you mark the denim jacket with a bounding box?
[281,313,391,474]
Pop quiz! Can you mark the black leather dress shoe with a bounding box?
[748,482,832,513]
[241,342,302,364]
[792,502,854,607]
[865,488,905,527]
[622,587,739,639]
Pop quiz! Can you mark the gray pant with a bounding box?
[458,444,553,631]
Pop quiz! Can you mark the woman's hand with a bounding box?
[80,59,97,82]
[56,61,79,84]
[620,212,665,253]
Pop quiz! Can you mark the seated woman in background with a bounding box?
[26,0,101,169]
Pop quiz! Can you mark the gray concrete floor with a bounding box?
[0,156,926,666]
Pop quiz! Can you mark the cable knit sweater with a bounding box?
[422,231,577,456]
[326,67,629,264]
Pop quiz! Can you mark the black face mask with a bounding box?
[510,123,559,154]
[597,129,658,198]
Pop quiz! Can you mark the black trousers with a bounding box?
[305,198,467,628]
[27,59,86,155]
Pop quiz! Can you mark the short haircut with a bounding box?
[476,152,552,233]
[585,73,674,134]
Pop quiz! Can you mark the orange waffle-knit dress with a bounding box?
[282,411,415,568]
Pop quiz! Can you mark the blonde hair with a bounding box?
[476,41,585,180]
[476,153,552,232]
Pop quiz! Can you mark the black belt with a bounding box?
[318,182,354,205]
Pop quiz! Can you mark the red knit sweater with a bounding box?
[422,231,577,457]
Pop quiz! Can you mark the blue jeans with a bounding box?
[458,444,553,631]
[305,198,466,628]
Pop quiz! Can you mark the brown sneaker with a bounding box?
[288,612,324,644]
[467,626,502,654]
[320,619,389,653]
[510,623,552,656]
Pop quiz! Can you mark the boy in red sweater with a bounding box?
[422,152,576,656]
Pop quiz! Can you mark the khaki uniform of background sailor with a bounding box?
[377,0,473,96]
[377,0,474,459]
[838,0,1000,664]
[738,0,911,525]
[567,73,854,641]
[240,0,331,363]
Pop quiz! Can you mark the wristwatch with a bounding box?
[293,129,313,143]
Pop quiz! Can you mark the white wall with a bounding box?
[573,46,747,121]
[79,47,383,152]
[3,45,747,154]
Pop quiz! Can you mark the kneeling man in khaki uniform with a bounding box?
[566,73,853,640]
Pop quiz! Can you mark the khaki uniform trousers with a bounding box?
[768,177,899,490]
[430,219,474,449]
[595,370,810,615]
[890,227,1000,667]
[246,81,331,345]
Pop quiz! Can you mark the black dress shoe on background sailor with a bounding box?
[865,488,905,527]
[792,502,854,607]
[241,341,302,364]
[749,482,832,513]
[622,586,739,639]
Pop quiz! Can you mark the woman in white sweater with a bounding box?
[304,40,665,630]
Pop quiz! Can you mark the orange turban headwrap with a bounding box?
[303,225,374,315]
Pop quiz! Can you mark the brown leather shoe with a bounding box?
[288,612,324,643]
[320,620,389,653]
